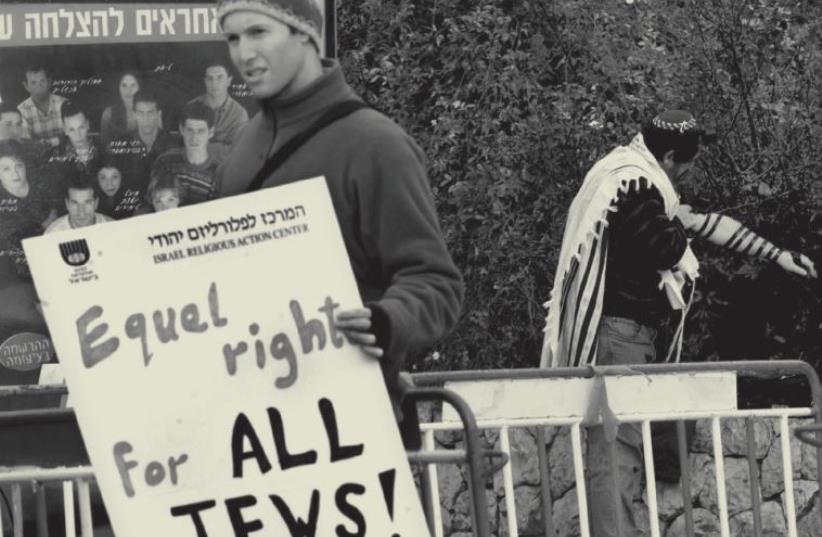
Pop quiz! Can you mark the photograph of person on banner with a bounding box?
[152,101,221,206]
[47,101,105,181]
[108,89,182,201]
[188,59,249,163]
[17,62,66,148]
[94,155,143,220]
[0,140,57,276]
[0,140,53,343]
[99,71,141,145]
[44,170,112,234]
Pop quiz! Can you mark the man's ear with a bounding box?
[662,149,676,167]
[295,30,312,45]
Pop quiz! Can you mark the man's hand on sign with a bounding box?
[334,308,384,359]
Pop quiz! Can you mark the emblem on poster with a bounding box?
[59,238,91,266]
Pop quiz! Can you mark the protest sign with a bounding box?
[22,176,430,537]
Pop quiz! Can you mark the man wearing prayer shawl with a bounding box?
[540,110,816,537]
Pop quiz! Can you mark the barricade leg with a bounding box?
[779,416,798,537]
[76,479,92,537]
[711,417,730,537]
[12,484,23,537]
[537,427,555,537]
[35,482,48,537]
[675,421,695,537]
[419,430,443,537]
[499,426,518,537]
[404,387,496,537]
[745,418,763,537]
[63,481,74,537]
[641,421,660,537]
[571,424,590,537]
[789,359,822,529]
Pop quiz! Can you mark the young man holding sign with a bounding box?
[216,0,464,447]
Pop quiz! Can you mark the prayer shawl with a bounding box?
[540,134,698,368]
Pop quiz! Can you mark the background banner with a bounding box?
[0,3,221,46]
[0,0,332,384]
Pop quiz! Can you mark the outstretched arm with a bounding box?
[677,205,817,278]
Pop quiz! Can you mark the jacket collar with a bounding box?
[260,59,359,128]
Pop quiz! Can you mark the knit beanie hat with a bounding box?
[216,0,323,52]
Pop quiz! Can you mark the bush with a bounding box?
[338,0,822,371]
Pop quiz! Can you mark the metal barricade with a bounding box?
[0,385,504,537]
[0,384,97,537]
[413,360,822,537]
[405,387,509,537]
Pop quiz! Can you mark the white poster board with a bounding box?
[23,177,429,537]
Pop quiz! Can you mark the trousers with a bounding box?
[586,315,656,537]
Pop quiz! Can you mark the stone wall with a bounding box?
[421,412,820,536]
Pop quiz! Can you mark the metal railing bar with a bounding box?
[62,481,74,537]
[35,483,48,537]
[12,483,23,537]
[745,418,763,537]
[421,430,444,537]
[711,417,730,537]
[500,426,519,537]
[798,362,822,530]
[76,479,92,537]
[0,468,94,483]
[406,451,468,464]
[676,421,695,537]
[570,423,590,537]
[642,421,661,537]
[422,408,813,432]
[781,416,798,537]
[412,360,821,385]
[0,385,68,398]
[536,426,555,537]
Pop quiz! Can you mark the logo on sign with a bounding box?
[59,239,90,266]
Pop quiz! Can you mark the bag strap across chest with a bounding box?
[245,100,370,194]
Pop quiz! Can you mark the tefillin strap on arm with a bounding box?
[694,214,782,261]
[245,100,370,194]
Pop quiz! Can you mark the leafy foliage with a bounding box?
[337,0,822,371]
